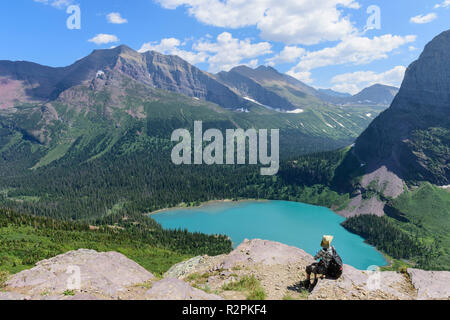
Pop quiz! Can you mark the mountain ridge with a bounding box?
[1,45,397,111]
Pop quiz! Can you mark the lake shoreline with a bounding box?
[147,198,269,216]
[150,199,388,270]
[147,198,392,269]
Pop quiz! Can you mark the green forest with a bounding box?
[0,208,232,279]
[0,115,448,273]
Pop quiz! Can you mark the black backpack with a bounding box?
[327,247,343,279]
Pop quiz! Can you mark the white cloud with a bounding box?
[290,71,314,84]
[107,12,128,24]
[434,0,450,8]
[287,34,416,82]
[410,13,437,24]
[193,32,272,72]
[88,34,120,45]
[155,0,361,45]
[330,66,406,94]
[267,46,306,65]
[139,32,272,73]
[34,0,74,9]
[139,38,208,65]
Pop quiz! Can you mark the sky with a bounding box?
[1,0,449,94]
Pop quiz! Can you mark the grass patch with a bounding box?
[222,275,266,300]
[186,272,212,290]
[63,290,75,296]
[0,270,9,288]
[380,255,413,272]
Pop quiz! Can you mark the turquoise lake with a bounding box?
[152,200,387,270]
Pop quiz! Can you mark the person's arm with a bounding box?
[314,250,322,260]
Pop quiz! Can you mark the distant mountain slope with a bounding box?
[319,84,399,106]
[317,88,351,98]
[216,67,295,110]
[216,65,323,111]
[350,84,399,105]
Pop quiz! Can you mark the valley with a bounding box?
[0,29,449,297]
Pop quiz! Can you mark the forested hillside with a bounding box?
[0,208,232,277]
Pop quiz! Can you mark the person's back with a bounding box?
[305,235,337,287]
[314,246,334,268]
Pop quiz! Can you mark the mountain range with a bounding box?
[0,45,397,113]
[0,45,391,171]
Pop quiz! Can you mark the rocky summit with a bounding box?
[1,240,449,300]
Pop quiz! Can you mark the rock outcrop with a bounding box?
[407,268,450,300]
[0,249,223,300]
[165,239,449,300]
[3,249,155,299]
[1,240,449,300]
[146,278,222,300]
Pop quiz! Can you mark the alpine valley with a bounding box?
[0,28,449,287]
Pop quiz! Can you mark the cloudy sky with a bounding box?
[1,0,449,93]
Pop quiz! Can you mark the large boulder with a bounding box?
[219,239,315,269]
[407,268,450,299]
[4,249,154,298]
[145,278,223,300]
[309,265,414,300]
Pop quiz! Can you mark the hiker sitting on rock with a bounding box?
[305,235,342,287]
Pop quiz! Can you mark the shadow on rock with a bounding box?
[287,279,318,294]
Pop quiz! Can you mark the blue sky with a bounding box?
[1,0,449,93]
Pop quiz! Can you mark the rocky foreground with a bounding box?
[1,240,449,300]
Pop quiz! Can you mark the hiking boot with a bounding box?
[303,280,310,289]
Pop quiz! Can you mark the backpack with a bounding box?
[327,247,343,279]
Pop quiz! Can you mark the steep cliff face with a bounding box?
[142,50,244,108]
[354,30,450,186]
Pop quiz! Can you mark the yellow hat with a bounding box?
[321,235,334,248]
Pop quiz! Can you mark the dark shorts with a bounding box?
[306,262,327,275]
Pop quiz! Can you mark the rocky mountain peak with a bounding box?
[353,29,450,186]
[395,30,450,109]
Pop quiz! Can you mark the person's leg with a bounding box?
[306,264,312,281]
[306,263,318,282]
[317,262,327,279]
